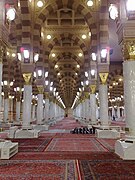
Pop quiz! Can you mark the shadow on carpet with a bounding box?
[0,160,78,180]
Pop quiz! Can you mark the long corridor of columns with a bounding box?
[0,0,135,163]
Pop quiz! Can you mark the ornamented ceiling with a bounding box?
[2,0,123,108]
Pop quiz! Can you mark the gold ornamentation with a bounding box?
[99,73,108,84]
[85,92,89,99]
[37,86,44,94]
[90,85,96,94]
[122,41,135,60]
[23,73,32,85]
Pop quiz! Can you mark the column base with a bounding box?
[22,126,32,130]
[32,124,49,131]
[96,129,120,139]
[0,140,18,159]
[115,138,135,160]
[8,126,18,138]
[14,129,39,138]
[13,121,22,126]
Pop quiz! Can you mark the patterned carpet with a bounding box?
[79,159,135,180]
[96,138,116,152]
[0,159,78,180]
[1,118,134,179]
[55,133,95,138]
[10,138,52,152]
[12,151,119,161]
[45,138,107,152]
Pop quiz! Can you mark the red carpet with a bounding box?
[12,151,119,161]
[55,133,95,138]
[0,160,78,179]
[45,138,107,152]
[10,137,52,152]
[96,138,116,152]
[1,117,133,179]
[79,159,135,180]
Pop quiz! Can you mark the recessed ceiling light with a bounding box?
[77,64,80,68]
[47,35,51,39]
[12,53,16,57]
[119,78,123,82]
[87,0,93,7]
[78,53,83,57]
[52,53,55,57]
[37,1,43,7]
[55,65,58,68]
[82,34,87,39]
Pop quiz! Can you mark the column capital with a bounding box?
[23,73,32,85]
[99,72,109,84]
[90,85,96,94]
[37,85,44,94]
[122,40,135,60]
[84,92,90,99]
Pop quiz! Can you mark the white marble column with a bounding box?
[85,99,90,122]
[22,85,32,128]
[37,94,43,124]
[90,94,96,123]
[112,107,115,117]
[44,98,49,122]
[32,104,36,121]
[16,101,21,121]
[99,84,109,126]
[9,98,13,122]
[123,61,135,136]
[4,98,9,122]
[49,101,53,119]
[117,106,121,119]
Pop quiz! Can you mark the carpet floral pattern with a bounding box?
[0,160,78,180]
[79,159,135,180]
[45,138,107,152]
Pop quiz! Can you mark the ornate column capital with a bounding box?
[37,85,44,94]
[99,72,108,84]
[90,85,96,94]
[23,73,32,85]
[122,40,135,60]
[84,92,90,99]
